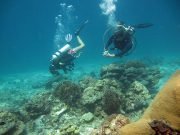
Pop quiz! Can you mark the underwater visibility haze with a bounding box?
[0,0,180,134]
[0,0,180,74]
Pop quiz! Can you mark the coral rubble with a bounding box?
[90,114,130,135]
[23,92,52,120]
[59,123,80,135]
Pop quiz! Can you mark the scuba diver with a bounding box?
[49,20,88,76]
[103,22,153,58]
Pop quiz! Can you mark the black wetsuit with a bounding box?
[105,26,134,57]
[49,51,76,75]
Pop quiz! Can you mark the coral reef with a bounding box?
[79,76,97,89]
[0,110,25,135]
[53,81,82,106]
[90,114,130,135]
[81,112,94,123]
[81,79,151,122]
[102,90,121,115]
[24,101,70,134]
[149,120,180,134]
[122,81,151,113]
[94,106,108,119]
[81,79,121,105]
[81,77,150,117]
[81,80,110,105]
[1,60,174,135]
[23,92,52,120]
[116,70,180,134]
[81,79,123,114]
[81,86,104,105]
[100,61,162,91]
[59,123,80,135]
[44,75,65,89]
[124,60,146,68]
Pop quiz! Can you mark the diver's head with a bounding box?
[116,21,125,27]
[127,26,135,35]
[114,22,126,34]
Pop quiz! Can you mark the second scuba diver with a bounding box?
[103,23,135,58]
[103,22,153,58]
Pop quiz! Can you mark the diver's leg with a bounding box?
[49,64,60,76]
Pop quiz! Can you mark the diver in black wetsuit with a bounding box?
[103,24,135,57]
[103,22,153,58]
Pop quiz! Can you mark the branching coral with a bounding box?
[102,90,121,115]
[53,81,82,106]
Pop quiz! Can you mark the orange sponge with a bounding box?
[118,70,180,135]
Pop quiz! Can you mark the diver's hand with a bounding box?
[103,50,115,57]
[103,50,109,56]
[103,50,112,57]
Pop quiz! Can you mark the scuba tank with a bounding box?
[52,44,71,61]
[53,33,72,59]
[59,44,71,53]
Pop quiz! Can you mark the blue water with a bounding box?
[0,0,180,75]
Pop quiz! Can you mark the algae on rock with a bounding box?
[0,110,25,135]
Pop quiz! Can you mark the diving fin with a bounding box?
[75,20,88,36]
[132,23,153,29]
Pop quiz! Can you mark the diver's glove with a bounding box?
[103,50,109,56]
[103,50,115,57]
